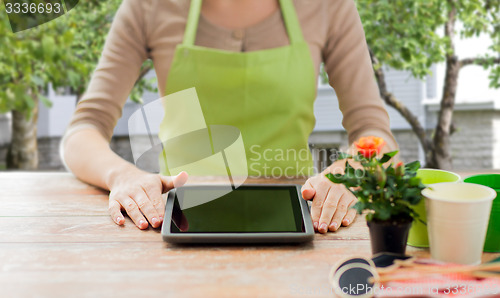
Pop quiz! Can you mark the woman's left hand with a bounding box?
[301,172,358,234]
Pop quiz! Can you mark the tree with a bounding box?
[0,0,155,169]
[0,4,77,169]
[359,0,500,169]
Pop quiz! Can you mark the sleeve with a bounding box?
[322,0,398,150]
[64,0,150,142]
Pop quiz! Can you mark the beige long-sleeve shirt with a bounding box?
[65,0,397,150]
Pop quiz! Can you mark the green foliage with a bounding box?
[358,0,448,79]
[0,0,156,119]
[326,150,426,222]
[0,3,75,117]
[358,0,500,86]
[456,0,500,88]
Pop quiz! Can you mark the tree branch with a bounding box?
[135,65,153,85]
[369,49,433,154]
[460,57,500,68]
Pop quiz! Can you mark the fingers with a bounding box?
[121,197,149,229]
[309,178,332,231]
[329,191,357,231]
[303,173,358,233]
[160,171,188,193]
[141,181,165,225]
[110,190,160,229]
[342,202,358,227]
[301,180,316,200]
[141,172,188,226]
[109,200,125,225]
[328,190,349,232]
[107,171,189,230]
[317,189,343,233]
[134,189,162,228]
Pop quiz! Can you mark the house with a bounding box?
[310,65,500,171]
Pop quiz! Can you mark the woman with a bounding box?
[62,0,397,233]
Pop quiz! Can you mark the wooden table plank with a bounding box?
[0,172,306,196]
[0,172,105,196]
[0,241,496,298]
[0,214,368,243]
[0,240,367,298]
[1,241,497,274]
[0,194,109,217]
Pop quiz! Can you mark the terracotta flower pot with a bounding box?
[367,217,412,255]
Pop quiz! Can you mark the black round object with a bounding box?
[333,263,378,298]
[335,257,372,274]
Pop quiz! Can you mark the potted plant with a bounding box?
[326,136,425,255]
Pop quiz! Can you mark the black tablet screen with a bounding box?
[170,186,304,233]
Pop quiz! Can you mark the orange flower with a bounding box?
[355,136,385,159]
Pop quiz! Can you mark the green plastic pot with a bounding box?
[407,169,461,248]
[464,174,500,252]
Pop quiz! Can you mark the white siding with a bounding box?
[37,89,77,138]
[114,71,160,136]
[312,86,344,131]
[426,64,438,100]
[313,66,426,132]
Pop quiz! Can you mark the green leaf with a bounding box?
[30,75,45,87]
[345,162,355,176]
[325,172,343,184]
[42,36,56,62]
[376,205,391,221]
[337,152,352,160]
[352,201,364,214]
[129,91,143,104]
[404,160,421,172]
[39,95,52,108]
[378,150,399,163]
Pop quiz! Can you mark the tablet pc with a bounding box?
[161,184,314,244]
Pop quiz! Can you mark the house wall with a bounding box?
[309,109,500,170]
[308,130,420,165]
[313,67,428,132]
[448,110,498,170]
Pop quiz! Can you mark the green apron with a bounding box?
[159,0,317,178]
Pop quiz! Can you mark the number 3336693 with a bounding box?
[5,2,62,14]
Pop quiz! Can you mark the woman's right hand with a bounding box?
[107,169,188,229]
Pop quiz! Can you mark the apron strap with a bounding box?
[183,0,305,46]
[183,0,203,46]
[278,0,304,44]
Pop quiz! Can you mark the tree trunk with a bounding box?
[6,95,39,170]
[427,5,458,170]
[428,58,459,169]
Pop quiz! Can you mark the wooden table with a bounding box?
[1,172,498,297]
